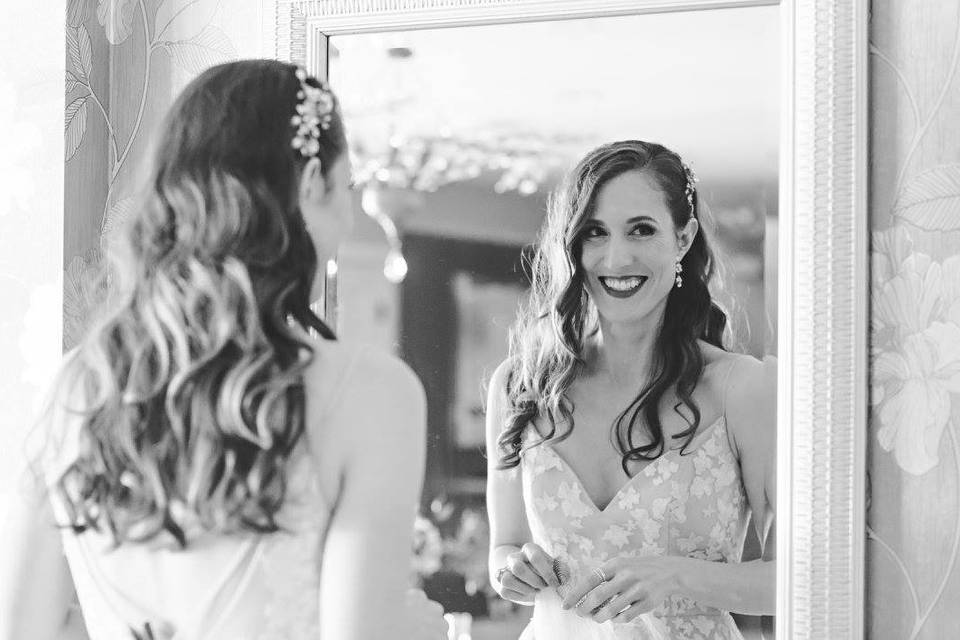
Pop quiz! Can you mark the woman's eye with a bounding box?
[631,224,657,236]
[583,226,605,239]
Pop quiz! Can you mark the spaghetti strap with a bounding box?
[720,357,739,418]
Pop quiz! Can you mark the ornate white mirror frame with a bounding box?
[270,1,870,637]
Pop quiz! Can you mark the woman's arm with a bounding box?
[314,350,444,640]
[666,354,777,615]
[485,362,559,605]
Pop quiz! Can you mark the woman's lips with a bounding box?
[598,275,648,298]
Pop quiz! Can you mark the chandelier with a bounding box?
[336,43,580,283]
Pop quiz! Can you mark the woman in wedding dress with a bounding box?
[485,140,776,639]
[6,60,446,640]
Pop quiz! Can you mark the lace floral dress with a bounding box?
[518,417,750,640]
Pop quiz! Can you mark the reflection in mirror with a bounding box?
[330,6,778,638]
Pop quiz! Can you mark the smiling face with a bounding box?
[579,170,697,328]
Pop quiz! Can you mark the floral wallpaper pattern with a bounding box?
[63,0,237,347]
[868,1,960,637]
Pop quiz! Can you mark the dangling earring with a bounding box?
[674,255,684,288]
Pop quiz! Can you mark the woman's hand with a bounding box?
[560,556,684,624]
[404,589,448,640]
[495,543,561,605]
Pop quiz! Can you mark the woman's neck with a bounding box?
[589,315,663,386]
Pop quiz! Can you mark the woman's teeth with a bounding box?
[600,276,645,292]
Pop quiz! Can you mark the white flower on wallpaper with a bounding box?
[941,255,960,325]
[873,321,960,474]
[873,252,942,337]
[871,163,960,476]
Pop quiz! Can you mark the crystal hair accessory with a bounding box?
[290,66,335,158]
[682,162,698,215]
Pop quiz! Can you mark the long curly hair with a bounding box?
[43,59,347,546]
[497,140,729,473]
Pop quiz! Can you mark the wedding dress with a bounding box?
[56,443,328,640]
[518,416,749,640]
[46,345,368,639]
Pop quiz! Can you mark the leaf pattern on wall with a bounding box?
[65,96,89,161]
[161,25,237,74]
[894,164,960,231]
[78,24,93,79]
[97,0,138,45]
[63,250,103,351]
[101,197,136,250]
[66,27,83,79]
[154,0,222,43]
[867,4,960,635]
[66,70,79,93]
[67,0,89,27]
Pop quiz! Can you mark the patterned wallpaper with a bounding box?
[63,0,256,348]
[868,1,960,637]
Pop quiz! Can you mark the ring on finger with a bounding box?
[495,567,510,585]
[593,567,609,583]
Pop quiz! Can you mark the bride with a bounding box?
[4,59,446,640]
[485,140,776,639]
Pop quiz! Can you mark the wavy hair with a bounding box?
[43,59,347,546]
[497,140,729,472]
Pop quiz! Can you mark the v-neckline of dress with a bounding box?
[542,416,726,514]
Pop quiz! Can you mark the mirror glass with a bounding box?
[328,7,778,637]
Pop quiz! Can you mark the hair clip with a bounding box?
[290,66,335,158]
[682,162,698,215]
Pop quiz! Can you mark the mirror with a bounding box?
[325,6,779,637]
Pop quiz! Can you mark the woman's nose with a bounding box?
[602,237,633,271]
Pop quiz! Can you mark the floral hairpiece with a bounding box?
[682,162,698,215]
[290,66,335,158]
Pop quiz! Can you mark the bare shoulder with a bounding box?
[485,358,516,441]
[304,340,426,449]
[307,339,423,401]
[722,351,777,455]
[488,358,514,397]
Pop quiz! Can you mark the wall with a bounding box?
[0,0,67,630]
[867,1,960,638]
[63,0,266,347]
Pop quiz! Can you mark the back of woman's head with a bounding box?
[498,140,729,469]
[135,58,346,325]
[46,59,346,546]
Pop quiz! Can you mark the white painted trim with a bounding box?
[776,0,870,637]
[283,0,777,33]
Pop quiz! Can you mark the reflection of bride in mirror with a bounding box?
[485,141,776,639]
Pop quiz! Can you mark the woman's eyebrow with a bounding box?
[625,215,657,225]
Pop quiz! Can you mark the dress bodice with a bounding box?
[519,417,750,639]
[59,443,329,640]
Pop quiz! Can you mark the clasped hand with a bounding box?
[495,543,561,605]
[560,556,682,624]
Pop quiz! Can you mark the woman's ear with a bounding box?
[298,156,324,207]
[678,218,700,257]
